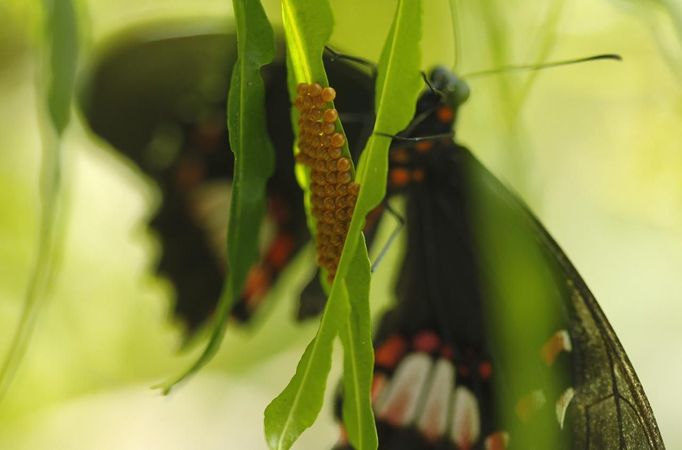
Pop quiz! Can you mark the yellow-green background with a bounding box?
[0,0,680,448]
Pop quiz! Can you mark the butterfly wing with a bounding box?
[79,23,375,332]
[333,138,664,449]
[463,147,665,449]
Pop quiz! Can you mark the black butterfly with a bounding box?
[332,68,665,449]
[78,22,374,333]
[78,22,664,449]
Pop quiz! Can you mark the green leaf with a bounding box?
[282,0,333,83]
[264,280,350,450]
[158,0,276,394]
[265,0,378,448]
[265,1,421,449]
[0,0,79,401]
[324,0,423,288]
[331,3,422,446]
[44,0,79,135]
[338,235,377,450]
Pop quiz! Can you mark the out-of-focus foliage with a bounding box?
[0,0,80,400]
[0,0,680,448]
[158,0,276,394]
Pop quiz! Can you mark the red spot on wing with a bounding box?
[437,106,454,124]
[484,431,509,450]
[478,361,493,380]
[375,335,407,368]
[390,147,410,163]
[415,140,433,152]
[413,331,440,353]
[390,168,411,187]
[541,330,571,366]
[266,233,296,269]
[371,374,387,403]
[243,265,271,304]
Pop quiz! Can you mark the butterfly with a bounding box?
[78,21,664,449]
[78,22,375,333]
[332,67,665,449]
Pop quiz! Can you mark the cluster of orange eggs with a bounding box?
[294,82,360,283]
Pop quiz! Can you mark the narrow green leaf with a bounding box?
[323,0,423,287]
[0,0,79,401]
[329,4,422,447]
[264,281,350,450]
[338,235,377,450]
[281,0,332,83]
[265,0,377,448]
[45,0,79,135]
[158,0,276,393]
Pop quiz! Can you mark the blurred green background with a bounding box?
[0,0,680,448]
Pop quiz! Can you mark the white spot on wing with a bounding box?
[375,352,432,426]
[189,181,231,262]
[556,329,572,352]
[450,386,481,448]
[555,387,575,429]
[417,358,455,441]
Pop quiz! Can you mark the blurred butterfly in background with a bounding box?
[78,21,375,333]
[78,20,665,450]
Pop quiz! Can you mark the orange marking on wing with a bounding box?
[243,265,271,304]
[266,233,296,269]
[390,147,410,163]
[412,169,425,182]
[415,140,433,152]
[389,168,411,187]
[478,361,493,380]
[484,431,510,450]
[413,331,440,353]
[541,330,572,366]
[371,373,387,403]
[375,336,407,368]
[337,425,349,445]
[437,106,454,124]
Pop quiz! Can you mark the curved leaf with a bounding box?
[158,0,276,393]
[332,2,423,443]
[265,0,377,448]
[265,1,422,449]
[338,235,376,450]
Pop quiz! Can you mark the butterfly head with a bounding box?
[428,66,470,110]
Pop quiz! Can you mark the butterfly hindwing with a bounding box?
[79,24,374,333]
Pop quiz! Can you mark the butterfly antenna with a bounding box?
[371,201,405,273]
[462,53,622,79]
[324,46,376,71]
[375,132,454,142]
